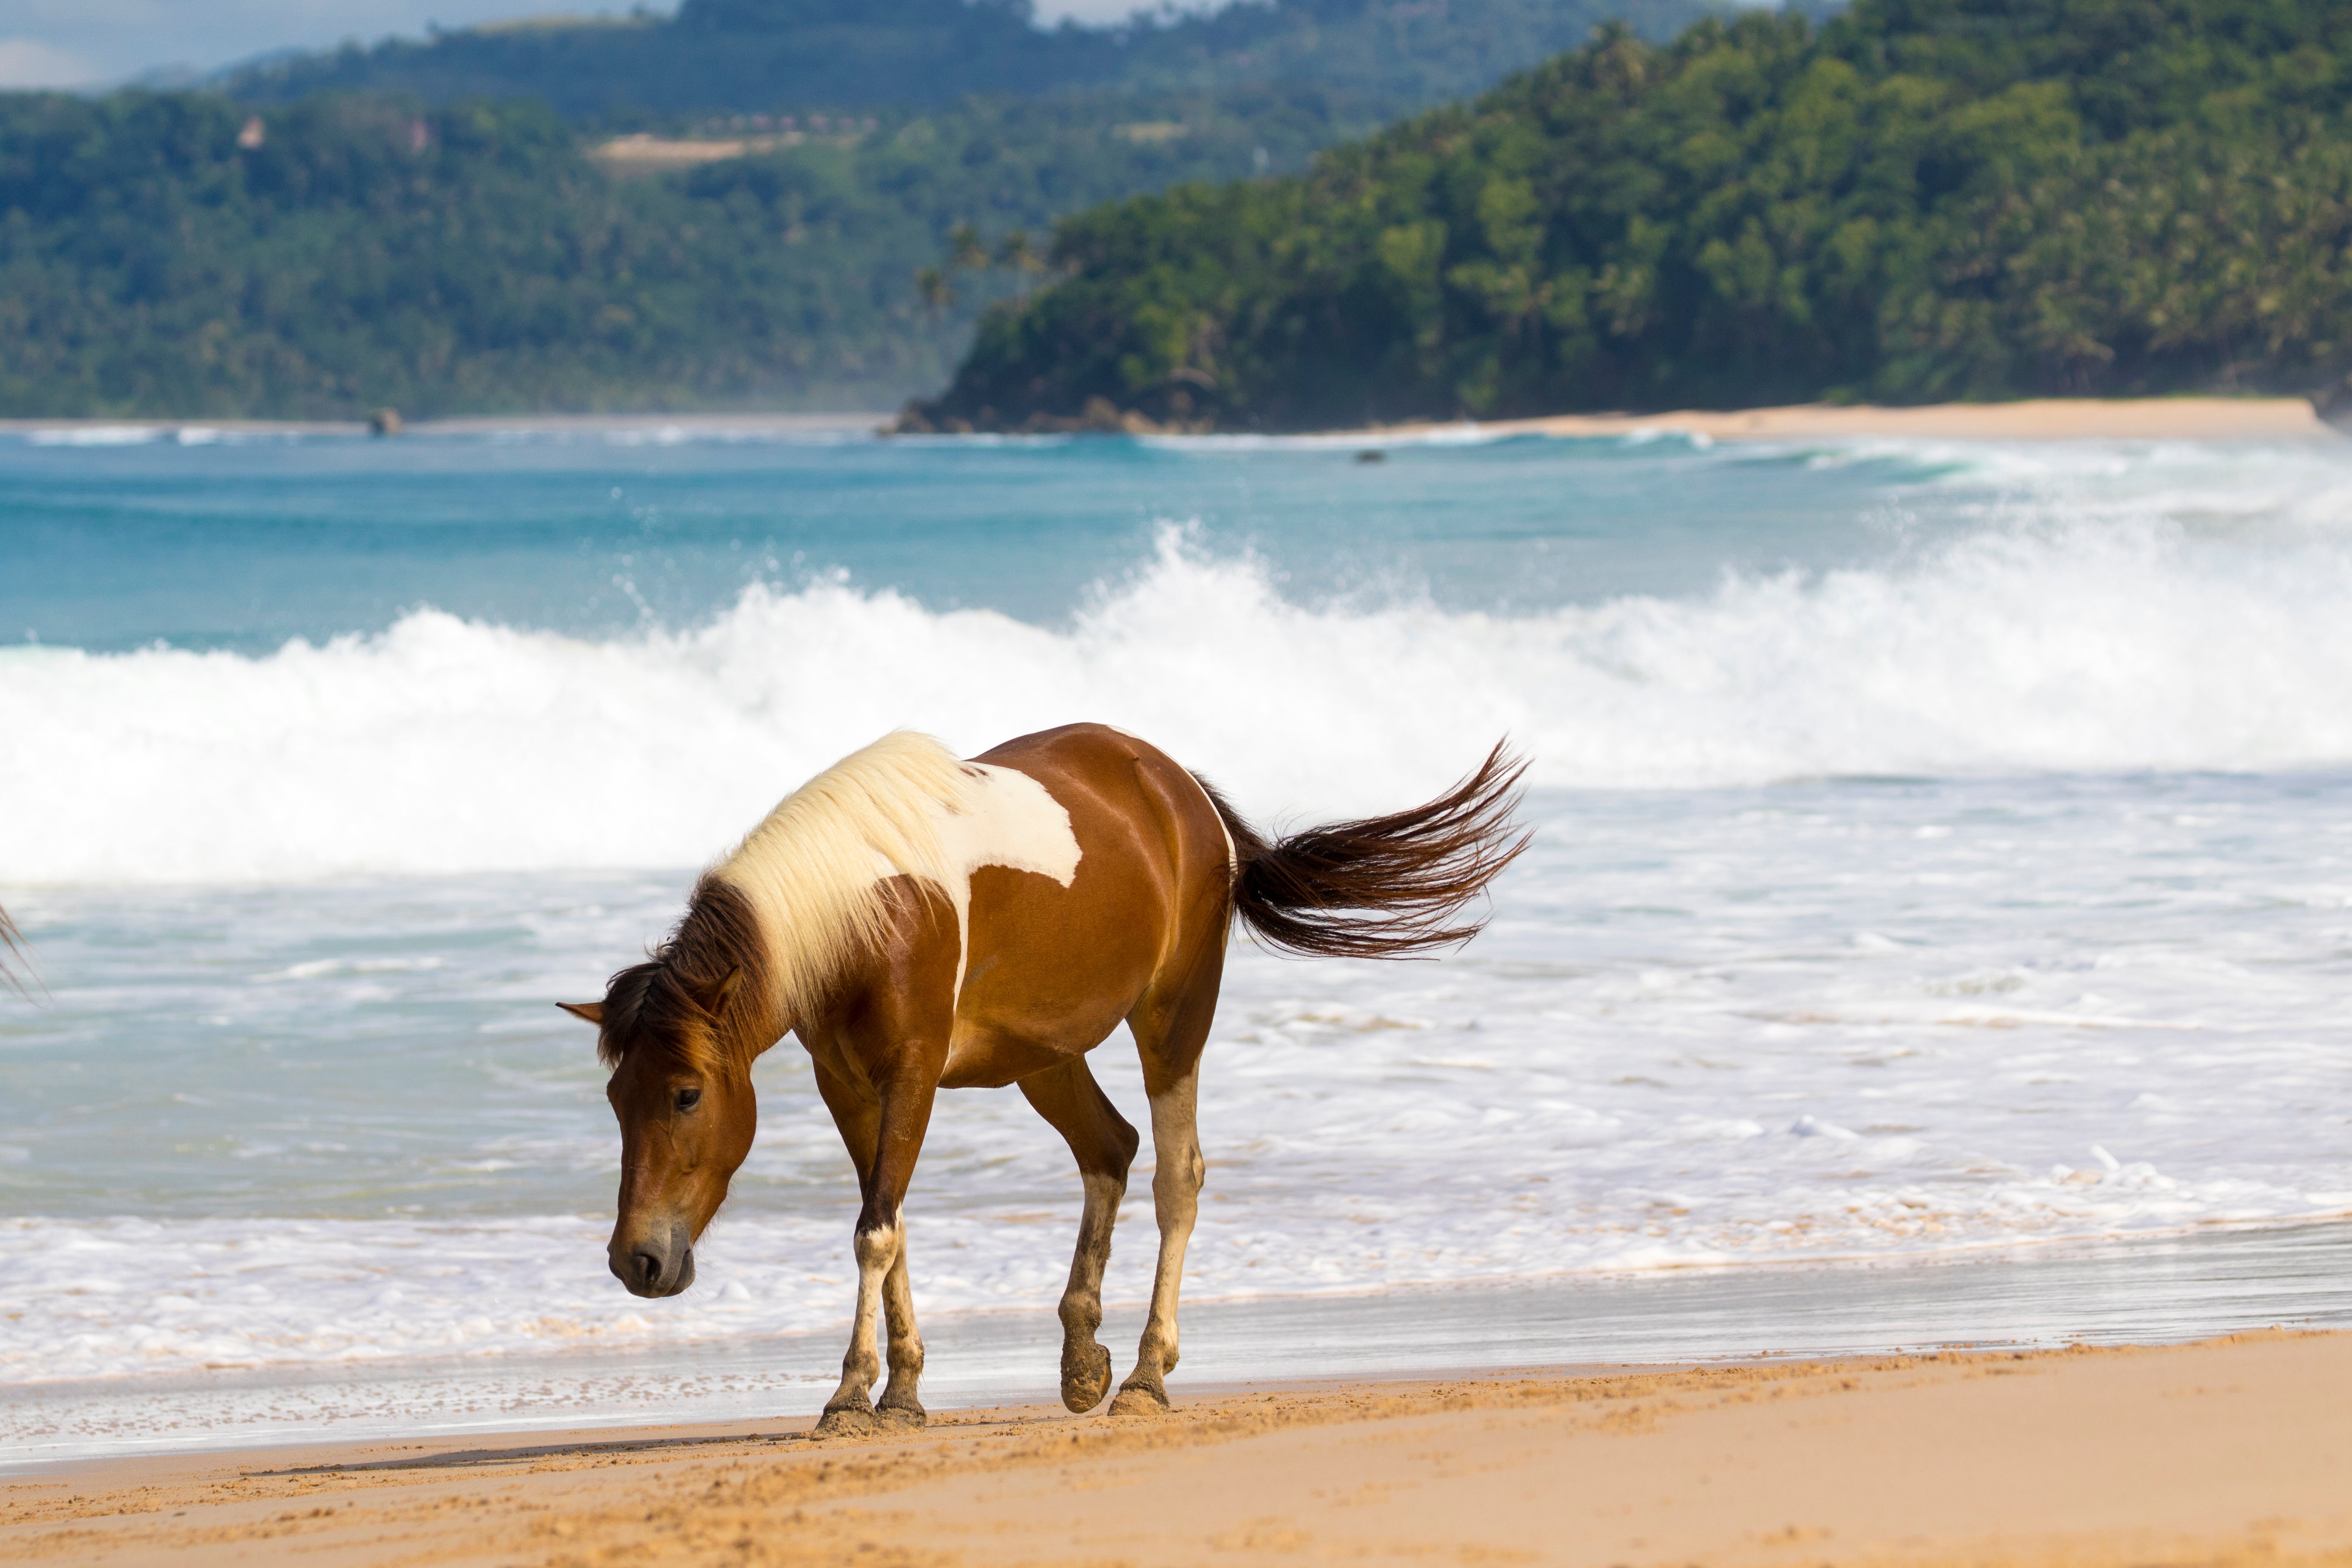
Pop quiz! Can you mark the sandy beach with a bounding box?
[1367,395,2334,443]
[0,395,2333,443]
[4,1331,2346,1567]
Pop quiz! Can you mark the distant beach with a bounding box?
[0,396,2334,444]
[1360,395,2334,444]
[0,412,889,440]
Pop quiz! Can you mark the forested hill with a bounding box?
[906,0,2352,434]
[0,0,1751,419]
[0,87,1372,418]
[227,0,1738,121]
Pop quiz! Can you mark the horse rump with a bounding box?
[1193,742,1531,959]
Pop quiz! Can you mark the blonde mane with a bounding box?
[714,731,980,1028]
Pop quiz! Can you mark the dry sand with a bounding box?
[1367,396,2332,442]
[5,1331,2347,1568]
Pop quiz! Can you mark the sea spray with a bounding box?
[7,520,2352,883]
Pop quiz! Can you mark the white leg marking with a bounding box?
[821,1219,903,1428]
[1114,1072,1203,1414]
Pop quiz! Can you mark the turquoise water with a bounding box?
[3,421,2351,1454]
[0,427,1939,651]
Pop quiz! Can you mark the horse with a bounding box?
[560,722,1526,1435]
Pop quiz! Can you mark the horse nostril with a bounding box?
[633,1250,663,1289]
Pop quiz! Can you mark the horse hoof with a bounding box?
[1106,1384,1170,1420]
[812,1405,877,1439]
[875,1402,928,1431]
[1060,1340,1113,1413]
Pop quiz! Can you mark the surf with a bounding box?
[6,515,2352,885]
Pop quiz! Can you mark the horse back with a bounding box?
[937,724,1231,1086]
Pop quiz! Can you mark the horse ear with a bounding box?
[557,1001,605,1026]
[695,967,743,1015]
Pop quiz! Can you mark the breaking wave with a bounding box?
[6,518,2352,884]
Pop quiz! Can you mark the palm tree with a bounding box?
[997,230,1046,299]
[946,223,989,276]
[915,265,956,326]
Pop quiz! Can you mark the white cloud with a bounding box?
[0,37,103,88]
[0,1,644,84]
[1035,0,1189,21]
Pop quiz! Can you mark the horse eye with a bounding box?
[675,1087,702,1112]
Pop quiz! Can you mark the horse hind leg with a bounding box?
[1109,943,1221,1418]
[1018,1057,1140,1412]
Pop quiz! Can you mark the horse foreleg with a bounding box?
[812,1067,938,1438]
[1019,1058,1139,1412]
[1110,1067,1203,1417]
[876,1237,925,1423]
[818,1217,902,1436]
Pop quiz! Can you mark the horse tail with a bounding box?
[1191,741,1531,959]
[0,903,30,999]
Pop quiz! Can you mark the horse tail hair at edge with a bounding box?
[1191,741,1532,960]
[0,902,36,1001]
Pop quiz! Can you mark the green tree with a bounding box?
[907,0,2352,432]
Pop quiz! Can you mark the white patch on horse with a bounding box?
[715,731,976,1029]
[930,762,1081,1004]
[716,733,1081,1030]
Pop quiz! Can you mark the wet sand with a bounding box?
[5,1331,2346,1567]
[15,1221,2352,1468]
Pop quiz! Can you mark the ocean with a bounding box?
[4,420,2350,1460]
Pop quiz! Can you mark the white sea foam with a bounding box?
[23,426,167,447]
[5,437,2352,1415]
[5,512,2352,884]
[6,772,2351,1387]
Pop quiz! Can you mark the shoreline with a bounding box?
[0,396,2334,443]
[0,412,890,439]
[1359,394,2334,443]
[6,1333,2346,1566]
[9,1219,2349,1473]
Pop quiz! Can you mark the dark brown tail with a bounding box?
[0,903,29,999]
[1194,742,1531,959]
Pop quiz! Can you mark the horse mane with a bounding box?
[602,732,980,1072]
[596,878,766,1072]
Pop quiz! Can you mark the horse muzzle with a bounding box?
[609,1216,697,1298]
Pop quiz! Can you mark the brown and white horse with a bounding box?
[561,722,1525,1435]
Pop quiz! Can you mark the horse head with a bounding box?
[561,959,759,1298]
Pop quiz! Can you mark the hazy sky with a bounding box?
[0,0,1161,88]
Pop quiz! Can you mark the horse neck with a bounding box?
[719,986,790,1066]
